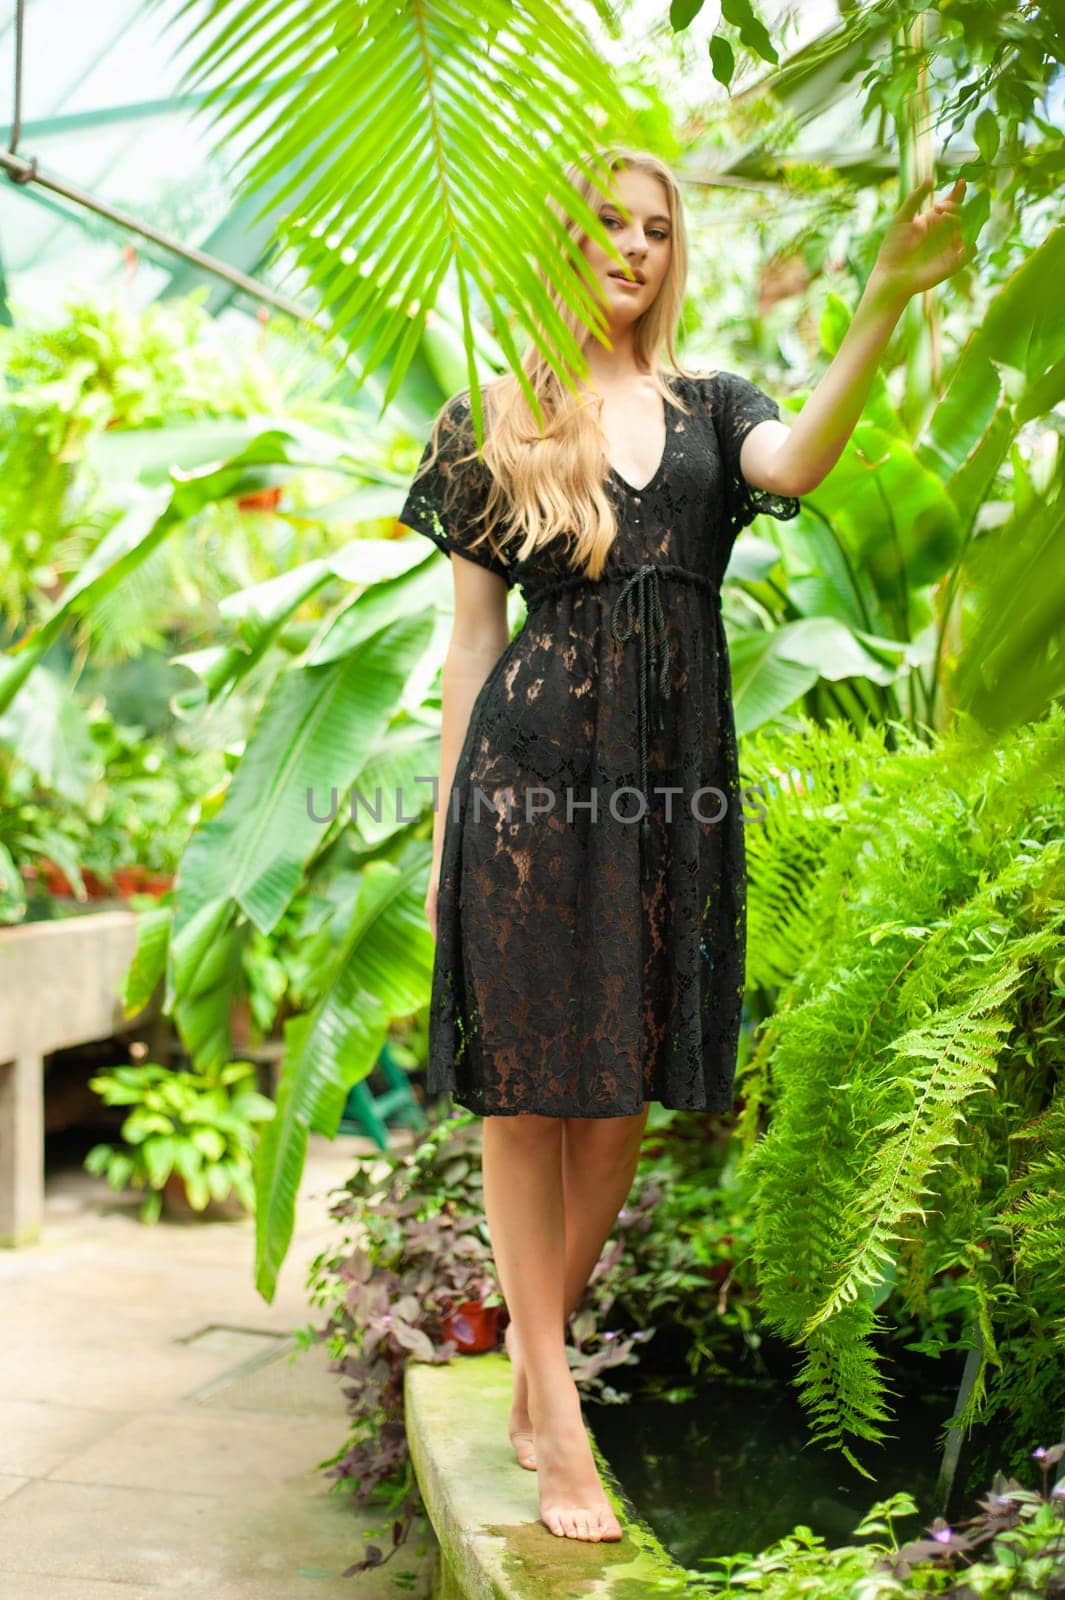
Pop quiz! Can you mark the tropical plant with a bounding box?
[672,1445,1065,1598]
[5,257,1054,1289]
[0,663,224,923]
[298,1112,499,1575]
[78,702,224,878]
[733,704,1065,1478]
[4,1,1061,1325]
[160,0,1065,422]
[0,291,329,632]
[84,1059,276,1223]
[158,0,644,420]
[726,218,1065,739]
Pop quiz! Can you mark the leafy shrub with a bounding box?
[673,1442,1065,1597]
[84,1060,275,1222]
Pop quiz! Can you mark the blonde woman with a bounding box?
[399,147,967,1543]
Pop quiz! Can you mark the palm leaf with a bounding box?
[168,604,433,944]
[160,0,635,422]
[253,846,433,1301]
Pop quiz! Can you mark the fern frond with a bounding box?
[804,968,1025,1336]
[1003,1088,1065,1282]
[795,1311,899,1465]
[741,714,904,991]
[739,705,1065,1457]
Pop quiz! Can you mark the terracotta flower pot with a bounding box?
[441,1300,502,1353]
[236,485,283,513]
[38,859,74,896]
[112,865,169,897]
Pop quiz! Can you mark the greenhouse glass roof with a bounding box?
[0,0,301,326]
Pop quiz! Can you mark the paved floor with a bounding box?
[0,1126,437,1599]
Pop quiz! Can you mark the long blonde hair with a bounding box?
[418,145,699,583]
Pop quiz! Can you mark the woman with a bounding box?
[399,146,967,1543]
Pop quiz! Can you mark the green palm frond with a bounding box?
[161,0,634,422]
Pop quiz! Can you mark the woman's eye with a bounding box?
[601,219,668,243]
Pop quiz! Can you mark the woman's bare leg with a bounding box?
[504,1106,649,1469]
[481,1112,623,1541]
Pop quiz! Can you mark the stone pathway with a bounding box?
[0,1128,437,1598]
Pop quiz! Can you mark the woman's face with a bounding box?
[580,166,673,330]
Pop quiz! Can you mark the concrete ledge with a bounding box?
[405,1350,688,1599]
[0,910,157,1248]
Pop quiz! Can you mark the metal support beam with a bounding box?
[0,147,324,330]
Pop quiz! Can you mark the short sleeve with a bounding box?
[707,369,801,542]
[397,393,514,587]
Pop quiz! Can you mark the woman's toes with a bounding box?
[542,1503,619,1542]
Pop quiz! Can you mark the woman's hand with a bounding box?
[871,177,971,302]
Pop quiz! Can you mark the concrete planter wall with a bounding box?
[405,1351,688,1598]
[0,910,158,1247]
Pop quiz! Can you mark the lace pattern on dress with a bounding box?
[398,394,514,586]
[702,369,801,543]
[399,368,801,1117]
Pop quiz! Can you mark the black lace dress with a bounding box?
[399,368,800,1118]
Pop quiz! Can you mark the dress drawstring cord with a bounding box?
[522,561,720,878]
[609,564,671,871]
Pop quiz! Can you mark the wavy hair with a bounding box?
[418,145,698,582]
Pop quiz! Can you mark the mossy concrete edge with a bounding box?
[405,1350,690,1599]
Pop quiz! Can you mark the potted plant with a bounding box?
[442,1296,502,1353]
[83,1059,275,1224]
[294,1113,506,1574]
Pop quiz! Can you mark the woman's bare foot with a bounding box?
[532,1387,623,1542]
[503,1321,537,1470]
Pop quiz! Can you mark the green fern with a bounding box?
[737,706,1065,1464]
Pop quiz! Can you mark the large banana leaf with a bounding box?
[253,844,434,1300]
[918,225,1065,733]
[729,224,1065,736]
[0,664,97,802]
[166,606,435,1066]
[920,225,1065,503]
[171,539,436,711]
[345,724,445,851]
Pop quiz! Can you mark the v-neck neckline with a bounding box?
[606,381,675,496]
